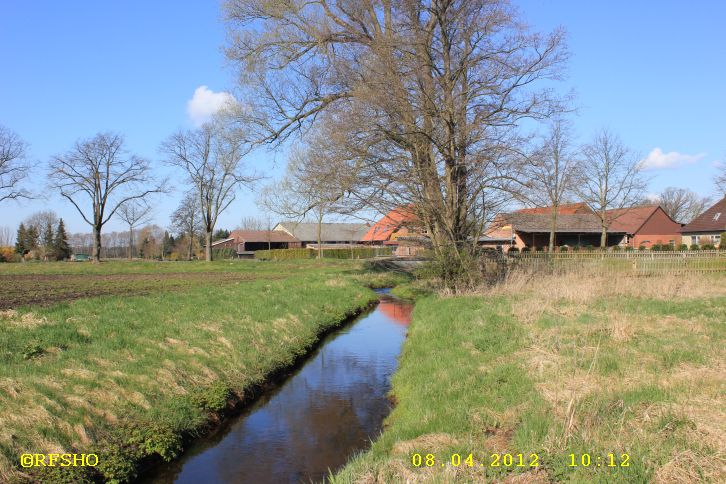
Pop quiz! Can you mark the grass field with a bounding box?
[0,260,395,483]
[334,272,726,483]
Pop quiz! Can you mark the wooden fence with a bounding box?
[508,250,726,275]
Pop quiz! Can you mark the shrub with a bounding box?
[638,245,646,251]
[624,246,634,252]
[651,243,662,251]
[0,246,18,262]
[677,244,688,251]
[559,246,568,252]
[211,248,237,260]
[612,245,621,251]
[701,244,717,250]
[521,246,531,253]
[690,244,700,251]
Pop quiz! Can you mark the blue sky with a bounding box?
[1,0,724,235]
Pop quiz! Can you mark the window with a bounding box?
[714,212,721,221]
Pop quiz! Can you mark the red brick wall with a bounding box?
[629,208,681,248]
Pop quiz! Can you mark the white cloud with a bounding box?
[186,86,236,126]
[640,148,705,170]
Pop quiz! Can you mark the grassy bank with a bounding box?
[0,260,379,482]
[334,272,725,483]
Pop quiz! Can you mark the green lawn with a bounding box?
[334,272,726,483]
[0,260,385,483]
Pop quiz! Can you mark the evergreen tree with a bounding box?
[26,225,40,252]
[162,231,174,260]
[213,228,230,240]
[42,222,55,260]
[53,219,72,260]
[15,223,27,254]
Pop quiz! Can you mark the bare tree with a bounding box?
[117,200,153,259]
[520,119,578,251]
[170,191,202,260]
[716,163,726,195]
[0,226,13,246]
[653,187,711,224]
[238,216,266,231]
[259,144,346,259]
[24,210,59,232]
[225,0,569,270]
[48,132,166,262]
[161,117,256,261]
[576,129,647,247]
[0,124,31,203]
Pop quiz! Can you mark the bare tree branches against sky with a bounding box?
[0,1,724,233]
[48,132,166,262]
[652,187,712,225]
[0,124,31,203]
[160,113,259,261]
[225,0,571,255]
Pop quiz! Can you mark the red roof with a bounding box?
[515,203,591,215]
[362,207,418,242]
[606,206,663,233]
[680,196,726,233]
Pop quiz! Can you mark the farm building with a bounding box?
[273,222,370,247]
[606,205,682,248]
[211,230,301,258]
[361,207,422,245]
[679,196,726,247]
[484,212,619,250]
[514,202,592,215]
[483,204,681,250]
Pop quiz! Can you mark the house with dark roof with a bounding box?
[679,196,726,247]
[485,212,620,250]
[211,230,301,258]
[273,222,370,246]
[483,204,682,250]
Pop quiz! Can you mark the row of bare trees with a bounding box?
[1,107,256,262]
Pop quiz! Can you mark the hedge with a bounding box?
[254,247,393,260]
[211,248,237,260]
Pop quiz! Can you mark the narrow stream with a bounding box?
[148,290,413,484]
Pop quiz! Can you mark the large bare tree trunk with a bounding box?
[316,210,323,260]
[205,231,212,261]
[92,225,101,263]
[550,210,557,252]
[128,227,133,260]
[188,235,194,261]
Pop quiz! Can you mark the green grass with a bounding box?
[0,260,383,482]
[333,273,726,483]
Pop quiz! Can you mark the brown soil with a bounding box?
[0,272,277,309]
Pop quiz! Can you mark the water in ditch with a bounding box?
[149,290,413,484]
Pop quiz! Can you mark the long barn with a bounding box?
[211,230,302,258]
